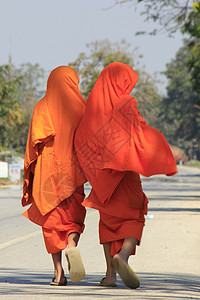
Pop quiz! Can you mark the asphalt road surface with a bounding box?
[0,165,199,299]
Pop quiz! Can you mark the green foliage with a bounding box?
[115,0,194,35]
[0,65,22,151]
[0,65,21,117]
[182,2,200,101]
[1,46,161,156]
[112,0,194,36]
[14,63,45,153]
[188,39,200,99]
[0,63,45,154]
[185,159,200,168]
[14,63,45,123]
[69,39,161,127]
[133,70,162,127]
[69,40,136,99]
[115,0,200,105]
[159,42,200,159]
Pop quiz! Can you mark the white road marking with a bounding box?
[0,209,98,250]
[0,230,41,250]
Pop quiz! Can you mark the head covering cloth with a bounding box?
[75,62,177,204]
[22,66,86,215]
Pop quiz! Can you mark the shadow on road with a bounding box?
[148,207,200,213]
[0,268,199,298]
[149,195,200,201]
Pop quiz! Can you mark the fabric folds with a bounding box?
[22,66,86,216]
[75,62,177,206]
[74,62,177,253]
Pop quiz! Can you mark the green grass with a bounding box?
[185,160,200,169]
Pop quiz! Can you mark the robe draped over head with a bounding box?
[75,62,177,204]
[22,66,86,215]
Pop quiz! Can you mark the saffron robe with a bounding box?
[21,66,86,253]
[75,62,177,255]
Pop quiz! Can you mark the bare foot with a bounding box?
[53,268,66,285]
[103,269,117,285]
[65,247,85,282]
[114,253,128,265]
[112,254,140,289]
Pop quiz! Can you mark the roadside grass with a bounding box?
[184,159,200,169]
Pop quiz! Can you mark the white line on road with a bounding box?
[0,209,98,250]
[0,230,41,250]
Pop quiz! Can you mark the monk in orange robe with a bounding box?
[74,62,177,288]
[21,66,87,286]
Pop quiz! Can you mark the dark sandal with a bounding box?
[100,277,117,287]
[50,276,67,286]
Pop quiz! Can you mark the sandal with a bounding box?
[100,277,117,287]
[65,247,85,282]
[112,256,140,289]
[50,276,67,286]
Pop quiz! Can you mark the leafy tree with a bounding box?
[0,63,45,153]
[69,39,162,127]
[69,39,135,98]
[183,2,200,102]
[113,1,200,103]
[13,63,45,153]
[159,42,200,159]
[14,63,45,123]
[133,69,162,127]
[0,65,22,151]
[114,0,194,35]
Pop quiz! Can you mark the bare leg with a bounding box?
[102,242,116,284]
[67,232,80,250]
[112,238,140,289]
[65,232,80,270]
[65,232,85,282]
[116,237,138,263]
[51,251,65,284]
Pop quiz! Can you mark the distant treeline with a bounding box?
[0,40,200,160]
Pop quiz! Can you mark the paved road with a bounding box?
[0,166,199,299]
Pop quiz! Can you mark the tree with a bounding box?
[14,63,45,121]
[13,63,46,153]
[112,0,200,113]
[113,0,194,36]
[113,1,200,100]
[133,69,162,127]
[69,39,136,99]
[182,2,200,102]
[0,63,45,154]
[69,39,162,127]
[0,65,22,151]
[159,42,200,159]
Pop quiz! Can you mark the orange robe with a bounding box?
[22,66,86,253]
[75,62,177,255]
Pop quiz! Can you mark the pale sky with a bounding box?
[0,0,184,93]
